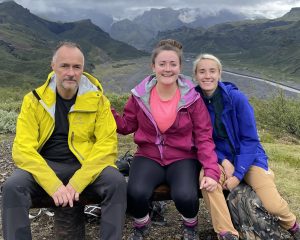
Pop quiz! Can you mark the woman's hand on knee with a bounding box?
[200,176,218,192]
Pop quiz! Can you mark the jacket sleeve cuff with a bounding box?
[234,154,256,181]
[204,168,221,182]
[68,178,87,194]
[233,171,244,181]
[44,179,63,196]
[218,158,226,165]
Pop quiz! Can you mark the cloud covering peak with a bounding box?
[2,0,299,20]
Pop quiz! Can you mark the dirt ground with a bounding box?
[0,136,294,240]
[20,201,218,240]
[0,135,219,240]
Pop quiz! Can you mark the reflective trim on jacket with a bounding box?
[12,71,118,196]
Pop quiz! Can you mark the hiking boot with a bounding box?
[182,226,199,240]
[218,232,239,240]
[289,222,300,240]
[128,225,150,240]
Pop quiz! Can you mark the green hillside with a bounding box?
[0,1,146,87]
[154,9,300,85]
[1,1,299,88]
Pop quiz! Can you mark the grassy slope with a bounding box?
[268,161,300,219]
[116,134,300,220]
[263,142,300,219]
[156,19,300,86]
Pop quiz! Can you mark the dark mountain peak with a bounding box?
[0,1,62,41]
[289,7,300,13]
[0,0,23,8]
[70,18,99,29]
[0,0,145,86]
[280,7,300,21]
[133,7,182,33]
[0,1,30,17]
[59,18,110,39]
[0,0,50,27]
[75,19,93,24]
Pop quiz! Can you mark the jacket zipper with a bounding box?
[70,132,84,161]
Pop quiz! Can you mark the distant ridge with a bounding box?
[110,7,246,49]
[280,7,300,21]
[0,1,299,88]
[0,1,146,87]
[150,8,300,84]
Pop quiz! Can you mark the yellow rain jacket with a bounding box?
[12,72,118,196]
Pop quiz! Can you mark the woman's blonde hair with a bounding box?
[192,53,222,78]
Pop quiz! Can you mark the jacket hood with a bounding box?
[131,74,199,109]
[220,81,239,93]
[34,71,104,118]
[37,71,103,96]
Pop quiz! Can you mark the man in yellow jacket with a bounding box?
[1,41,126,240]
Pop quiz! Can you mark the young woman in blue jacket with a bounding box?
[193,53,299,240]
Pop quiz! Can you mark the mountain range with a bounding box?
[0,1,145,87]
[110,8,247,49]
[152,8,300,83]
[38,6,248,44]
[0,1,299,89]
[37,6,249,50]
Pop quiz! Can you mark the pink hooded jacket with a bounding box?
[112,75,220,181]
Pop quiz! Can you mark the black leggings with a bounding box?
[127,157,200,219]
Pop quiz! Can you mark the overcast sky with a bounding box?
[3,0,300,19]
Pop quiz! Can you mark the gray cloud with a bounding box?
[3,0,300,19]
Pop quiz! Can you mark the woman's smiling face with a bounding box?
[195,58,221,96]
[152,50,181,86]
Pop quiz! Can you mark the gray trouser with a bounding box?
[1,165,127,240]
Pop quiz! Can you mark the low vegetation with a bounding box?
[0,88,299,220]
[1,88,299,138]
[251,91,300,138]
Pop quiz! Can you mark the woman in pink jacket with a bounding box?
[112,39,220,240]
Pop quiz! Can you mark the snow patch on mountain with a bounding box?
[178,9,198,23]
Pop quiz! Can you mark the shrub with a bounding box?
[107,93,130,113]
[0,110,18,133]
[252,92,300,138]
[0,101,22,113]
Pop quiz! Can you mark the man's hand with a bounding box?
[223,176,240,191]
[222,159,235,179]
[66,183,80,206]
[52,185,74,207]
[200,176,218,192]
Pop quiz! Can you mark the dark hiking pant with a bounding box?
[127,157,200,219]
[1,164,127,240]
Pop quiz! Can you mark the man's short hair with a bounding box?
[52,41,83,63]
